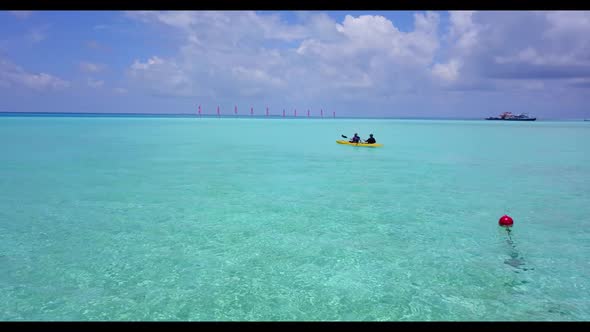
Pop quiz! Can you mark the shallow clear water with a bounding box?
[1,117,589,321]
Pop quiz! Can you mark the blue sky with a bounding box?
[1,10,589,118]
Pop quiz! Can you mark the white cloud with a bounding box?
[79,61,106,73]
[126,11,442,102]
[231,66,285,87]
[436,11,590,88]
[523,80,545,90]
[86,40,110,52]
[87,78,104,88]
[27,28,46,43]
[494,47,590,67]
[544,11,590,38]
[126,11,308,42]
[494,47,538,64]
[302,12,440,65]
[432,59,461,82]
[130,56,164,70]
[124,10,590,113]
[129,56,197,97]
[2,10,588,117]
[447,11,480,54]
[9,11,32,19]
[0,57,70,90]
[126,11,197,31]
[87,40,101,49]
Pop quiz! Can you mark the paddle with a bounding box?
[341,134,348,139]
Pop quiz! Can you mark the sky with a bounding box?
[1,10,589,119]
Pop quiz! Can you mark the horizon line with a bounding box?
[0,111,586,121]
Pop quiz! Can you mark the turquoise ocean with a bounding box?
[1,115,589,321]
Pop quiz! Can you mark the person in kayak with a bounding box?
[365,134,376,144]
[349,133,361,143]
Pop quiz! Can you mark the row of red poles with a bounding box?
[197,105,335,118]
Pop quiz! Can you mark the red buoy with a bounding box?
[499,215,514,227]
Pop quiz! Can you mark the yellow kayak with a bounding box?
[336,140,383,147]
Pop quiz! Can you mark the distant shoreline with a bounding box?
[0,111,582,121]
